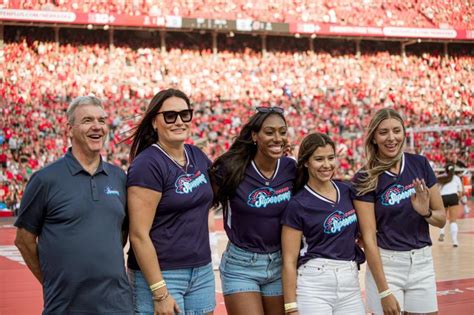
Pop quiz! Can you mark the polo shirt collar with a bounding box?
[65,148,109,176]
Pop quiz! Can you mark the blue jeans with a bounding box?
[219,242,283,296]
[128,263,215,315]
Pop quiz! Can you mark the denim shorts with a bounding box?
[128,263,215,315]
[219,242,283,296]
[366,246,437,314]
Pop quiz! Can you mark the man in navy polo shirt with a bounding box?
[14,96,133,314]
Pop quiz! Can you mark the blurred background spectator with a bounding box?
[0,25,472,211]
[6,0,473,28]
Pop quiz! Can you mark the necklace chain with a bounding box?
[252,159,278,185]
[153,143,189,174]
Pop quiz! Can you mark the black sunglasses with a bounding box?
[156,109,193,124]
[256,106,284,114]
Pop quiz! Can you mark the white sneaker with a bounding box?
[438,234,445,242]
[464,205,471,214]
[452,237,459,247]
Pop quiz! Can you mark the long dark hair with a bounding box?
[294,133,336,193]
[438,163,455,186]
[128,89,191,162]
[209,111,287,210]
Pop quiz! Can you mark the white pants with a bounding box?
[366,246,438,314]
[296,258,365,315]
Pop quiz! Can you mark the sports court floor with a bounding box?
[1,202,473,314]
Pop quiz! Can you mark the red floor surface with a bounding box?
[2,260,473,315]
[436,278,474,315]
[1,209,473,315]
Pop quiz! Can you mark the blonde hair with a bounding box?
[355,108,406,196]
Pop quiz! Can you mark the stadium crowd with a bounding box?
[0,28,472,213]
[4,0,473,29]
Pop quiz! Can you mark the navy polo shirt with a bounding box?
[127,144,213,270]
[354,153,437,251]
[15,149,133,315]
[282,181,364,267]
[218,157,296,253]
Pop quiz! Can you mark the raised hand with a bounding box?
[410,178,431,217]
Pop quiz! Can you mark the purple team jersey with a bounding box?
[221,157,296,253]
[354,153,437,251]
[282,180,364,267]
[127,144,213,270]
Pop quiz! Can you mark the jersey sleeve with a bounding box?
[204,152,212,168]
[210,163,225,187]
[351,171,376,203]
[284,157,297,177]
[192,144,212,168]
[14,172,47,235]
[126,151,165,192]
[281,198,304,231]
[422,156,437,188]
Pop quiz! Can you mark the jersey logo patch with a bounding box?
[381,183,415,206]
[247,187,291,208]
[324,209,357,234]
[105,186,120,196]
[175,171,208,194]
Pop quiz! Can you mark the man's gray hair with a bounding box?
[67,95,103,124]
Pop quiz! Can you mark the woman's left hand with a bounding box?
[355,232,365,249]
[410,178,431,217]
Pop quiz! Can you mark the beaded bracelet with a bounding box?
[152,291,169,303]
[379,289,392,299]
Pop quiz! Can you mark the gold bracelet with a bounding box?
[284,302,298,312]
[149,280,166,292]
[152,291,169,303]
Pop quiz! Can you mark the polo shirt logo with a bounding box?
[323,209,357,234]
[105,186,120,196]
[247,187,291,208]
[381,183,415,206]
[175,171,208,194]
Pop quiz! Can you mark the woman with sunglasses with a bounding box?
[127,89,215,315]
[281,133,365,315]
[352,109,445,315]
[210,107,296,315]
